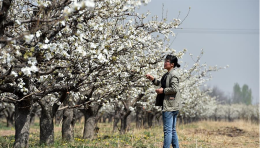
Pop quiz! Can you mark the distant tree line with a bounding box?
[232,83,252,105]
[208,83,253,105]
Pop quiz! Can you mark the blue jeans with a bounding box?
[162,111,179,148]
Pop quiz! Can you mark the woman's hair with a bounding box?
[165,55,181,68]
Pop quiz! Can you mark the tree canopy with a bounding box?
[232,83,252,105]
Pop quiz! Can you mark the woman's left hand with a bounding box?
[155,88,164,94]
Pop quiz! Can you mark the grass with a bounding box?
[0,119,259,148]
[0,120,13,130]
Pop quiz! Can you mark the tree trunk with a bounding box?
[155,112,162,126]
[81,101,102,139]
[83,110,96,139]
[179,116,183,124]
[120,115,128,134]
[14,101,31,148]
[55,110,63,125]
[113,107,121,133]
[30,104,38,125]
[102,115,106,123]
[40,106,54,145]
[113,114,120,133]
[120,110,131,134]
[135,105,143,129]
[6,116,11,127]
[6,111,14,127]
[62,108,75,142]
[147,112,154,128]
[39,91,68,145]
[108,114,113,123]
[143,111,148,127]
[214,108,218,121]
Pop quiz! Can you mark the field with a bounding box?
[0,119,259,148]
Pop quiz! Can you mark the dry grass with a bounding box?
[178,120,259,148]
[0,119,259,147]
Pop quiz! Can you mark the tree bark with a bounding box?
[108,114,113,123]
[155,112,162,126]
[14,100,31,148]
[143,111,148,128]
[120,110,131,134]
[120,115,127,134]
[39,91,68,145]
[55,110,63,125]
[6,110,14,127]
[113,106,121,133]
[30,103,39,125]
[113,114,120,133]
[40,105,54,145]
[80,98,103,139]
[102,115,107,123]
[83,108,96,139]
[62,108,75,142]
[147,112,154,128]
[135,105,143,129]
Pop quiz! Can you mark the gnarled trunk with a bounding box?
[120,110,131,134]
[113,114,120,132]
[14,100,31,148]
[62,108,75,142]
[39,91,68,145]
[40,106,54,145]
[120,115,128,134]
[108,114,113,123]
[155,113,162,126]
[83,109,96,139]
[143,111,148,127]
[55,110,63,125]
[6,111,14,127]
[147,112,154,128]
[135,105,143,129]
[102,115,107,123]
[82,104,102,139]
[113,107,121,132]
[30,103,39,125]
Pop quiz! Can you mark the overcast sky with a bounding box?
[138,0,259,104]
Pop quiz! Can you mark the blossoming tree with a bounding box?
[0,0,228,147]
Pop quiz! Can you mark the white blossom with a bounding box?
[90,43,97,48]
[36,30,42,38]
[45,38,50,43]
[24,34,34,43]
[21,67,32,76]
[15,20,21,25]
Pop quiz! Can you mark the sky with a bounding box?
[138,0,259,104]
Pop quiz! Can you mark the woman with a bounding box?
[146,55,181,148]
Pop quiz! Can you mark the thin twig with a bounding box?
[178,7,191,26]
[169,33,178,47]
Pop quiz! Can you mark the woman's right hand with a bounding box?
[145,74,154,81]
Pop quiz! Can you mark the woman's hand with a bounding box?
[145,74,154,81]
[155,88,164,94]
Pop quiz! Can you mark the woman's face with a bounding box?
[164,59,174,70]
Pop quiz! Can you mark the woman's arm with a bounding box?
[152,78,161,86]
[145,74,160,86]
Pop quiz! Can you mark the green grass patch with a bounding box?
[0,121,13,130]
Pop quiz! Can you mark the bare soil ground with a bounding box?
[178,120,259,147]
